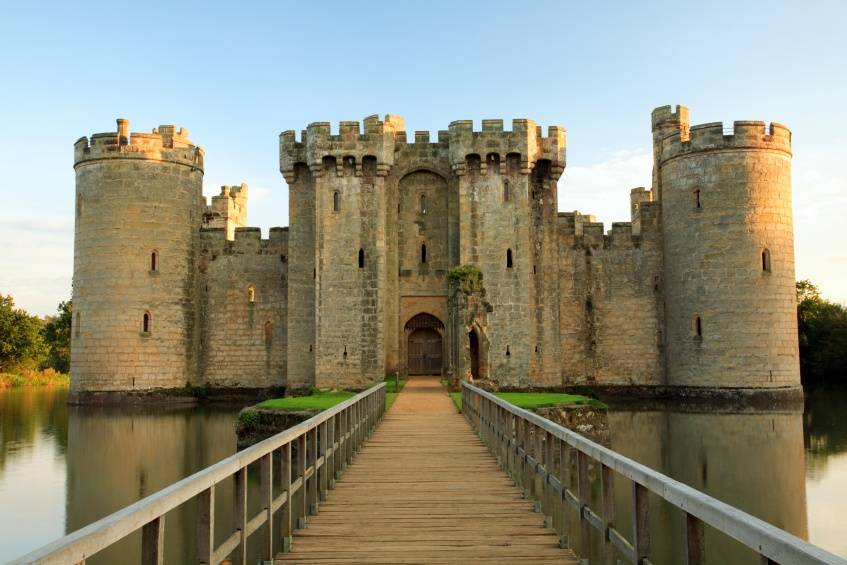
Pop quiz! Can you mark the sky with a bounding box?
[1,1,845,315]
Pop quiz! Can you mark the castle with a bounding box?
[69,105,801,401]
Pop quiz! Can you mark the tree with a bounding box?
[42,300,72,373]
[796,280,847,385]
[0,294,46,372]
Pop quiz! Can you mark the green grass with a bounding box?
[450,391,606,412]
[0,369,69,389]
[257,390,354,411]
[257,376,406,413]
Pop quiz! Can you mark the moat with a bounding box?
[1,386,845,564]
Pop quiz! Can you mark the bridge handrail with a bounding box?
[461,381,846,565]
[10,383,387,565]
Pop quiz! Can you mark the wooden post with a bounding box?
[141,516,164,565]
[260,452,273,560]
[328,415,336,489]
[685,512,705,565]
[297,434,307,529]
[521,418,530,498]
[319,421,328,501]
[544,431,554,528]
[233,466,247,565]
[532,425,542,512]
[601,464,615,564]
[309,426,319,515]
[632,482,651,563]
[197,486,215,564]
[577,451,591,559]
[280,442,292,553]
[558,439,569,549]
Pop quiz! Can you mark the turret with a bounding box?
[447,119,566,387]
[204,183,249,239]
[279,115,404,390]
[654,105,800,393]
[71,119,204,397]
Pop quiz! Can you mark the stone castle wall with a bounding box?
[71,106,802,398]
[558,200,665,386]
[197,227,288,388]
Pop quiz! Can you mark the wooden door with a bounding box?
[408,328,443,375]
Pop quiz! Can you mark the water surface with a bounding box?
[1,387,846,563]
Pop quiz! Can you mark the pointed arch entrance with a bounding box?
[469,329,480,380]
[405,313,444,375]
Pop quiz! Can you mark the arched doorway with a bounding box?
[469,329,480,380]
[405,313,444,375]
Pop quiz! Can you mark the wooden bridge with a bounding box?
[11,377,846,565]
[275,376,571,564]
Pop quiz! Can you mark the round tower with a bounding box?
[70,119,204,398]
[654,106,800,394]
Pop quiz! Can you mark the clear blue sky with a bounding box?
[1,1,845,314]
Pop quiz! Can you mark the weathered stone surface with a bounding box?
[70,106,802,398]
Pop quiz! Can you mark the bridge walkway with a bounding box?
[274,376,576,564]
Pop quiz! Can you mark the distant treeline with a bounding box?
[0,295,71,375]
[1,282,845,385]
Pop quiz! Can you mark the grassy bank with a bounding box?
[0,369,69,389]
[257,377,406,413]
[449,390,606,412]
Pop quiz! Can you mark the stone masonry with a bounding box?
[69,105,802,399]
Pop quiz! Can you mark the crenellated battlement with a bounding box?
[658,119,791,164]
[448,119,566,179]
[558,196,660,250]
[200,226,289,257]
[279,114,405,180]
[280,115,566,182]
[74,118,204,170]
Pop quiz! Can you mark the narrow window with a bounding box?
[506,248,513,269]
[333,191,340,212]
[503,180,510,202]
[264,321,273,345]
[762,249,772,272]
[421,243,427,264]
[420,194,426,214]
[358,248,365,269]
[694,316,702,338]
[75,312,80,337]
[248,285,255,304]
[694,188,702,210]
[150,251,158,272]
[142,312,151,334]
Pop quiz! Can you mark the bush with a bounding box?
[238,409,260,428]
[447,265,483,293]
[0,294,47,372]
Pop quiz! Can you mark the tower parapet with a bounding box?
[447,119,566,179]
[658,120,791,164]
[74,120,203,170]
[279,114,404,181]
